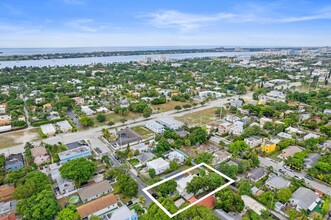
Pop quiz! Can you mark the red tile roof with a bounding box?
[188,195,216,209]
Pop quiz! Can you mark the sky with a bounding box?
[0,0,331,48]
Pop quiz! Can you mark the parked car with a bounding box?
[127,201,133,206]
[305,174,313,180]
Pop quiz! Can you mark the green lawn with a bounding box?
[93,112,142,126]
[151,100,195,112]
[176,107,219,126]
[131,126,154,138]
[128,158,140,166]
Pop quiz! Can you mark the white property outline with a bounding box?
[142,162,235,218]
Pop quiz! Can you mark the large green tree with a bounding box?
[16,189,60,220]
[56,204,80,220]
[59,158,96,186]
[215,188,244,213]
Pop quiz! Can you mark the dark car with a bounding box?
[305,174,313,180]
[152,193,158,199]
[127,201,133,206]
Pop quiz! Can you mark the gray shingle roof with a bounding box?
[291,187,319,210]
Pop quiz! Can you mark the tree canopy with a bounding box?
[59,158,96,186]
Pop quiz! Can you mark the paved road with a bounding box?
[259,156,331,196]
[106,151,152,206]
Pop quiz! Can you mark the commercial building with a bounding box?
[58,146,91,164]
[145,121,165,134]
[156,117,184,130]
[146,157,170,175]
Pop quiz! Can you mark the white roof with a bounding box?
[40,123,56,134]
[56,120,72,131]
[147,157,169,169]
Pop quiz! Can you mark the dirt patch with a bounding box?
[0,128,40,149]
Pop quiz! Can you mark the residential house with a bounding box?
[229,125,244,136]
[78,180,112,203]
[247,168,268,182]
[50,168,75,195]
[225,115,240,123]
[77,194,119,220]
[265,175,290,190]
[304,153,321,169]
[261,140,277,153]
[72,97,84,106]
[43,103,52,111]
[323,109,331,115]
[176,174,195,196]
[0,185,15,202]
[0,104,6,114]
[131,143,149,153]
[0,200,16,217]
[213,150,232,164]
[230,100,243,108]
[81,106,95,116]
[188,196,216,209]
[277,132,292,139]
[244,136,263,148]
[290,187,320,211]
[266,91,286,102]
[213,209,242,220]
[145,121,165,134]
[30,147,50,165]
[58,146,91,164]
[175,130,189,138]
[168,151,185,163]
[5,154,24,172]
[303,133,320,140]
[56,120,72,132]
[109,205,138,220]
[146,158,170,175]
[136,152,154,165]
[280,146,303,159]
[40,123,56,136]
[218,121,233,134]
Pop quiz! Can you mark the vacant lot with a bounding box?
[176,107,219,126]
[151,100,194,112]
[131,126,154,139]
[0,128,40,149]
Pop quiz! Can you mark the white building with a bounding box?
[176,174,195,196]
[156,117,184,130]
[266,91,286,102]
[304,133,320,140]
[146,158,170,175]
[277,132,292,139]
[131,143,149,153]
[244,136,263,148]
[145,121,165,134]
[81,106,95,116]
[168,151,185,163]
[0,104,6,114]
[56,120,72,132]
[40,123,56,136]
[198,91,225,99]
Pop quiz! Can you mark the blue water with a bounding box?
[0,48,255,69]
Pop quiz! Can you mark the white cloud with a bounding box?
[145,8,331,31]
[66,19,110,32]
